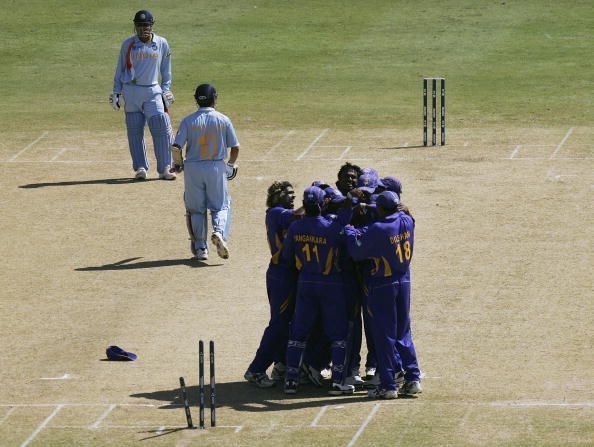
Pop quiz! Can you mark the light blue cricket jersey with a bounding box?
[174,108,240,162]
[113,34,171,93]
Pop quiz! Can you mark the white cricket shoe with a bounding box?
[284,379,298,394]
[211,232,229,259]
[367,387,397,399]
[244,371,275,388]
[328,382,355,395]
[363,372,380,389]
[365,366,376,378]
[271,362,286,382]
[159,166,176,180]
[344,374,365,388]
[193,248,208,261]
[398,380,422,397]
[134,168,147,180]
[300,363,323,387]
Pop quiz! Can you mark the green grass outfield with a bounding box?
[2,0,593,131]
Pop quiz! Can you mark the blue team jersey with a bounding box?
[174,108,239,162]
[345,211,414,280]
[282,215,344,277]
[266,207,296,266]
[113,34,171,93]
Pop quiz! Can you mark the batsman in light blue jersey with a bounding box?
[111,10,175,181]
[171,84,240,261]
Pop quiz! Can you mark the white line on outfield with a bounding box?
[20,404,64,447]
[310,405,329,427]
[509,145,522,159]
[491,401,594,408]
[262,130,295,159]
[8,131,48,162]
[50,147,69,162]
[0,407,16,426]
[346,403,379,447]
[338,146,352,160]
[296,128,329,161]
[89,404,116,429]
[550,127,574,160]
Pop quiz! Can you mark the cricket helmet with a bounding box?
[133,10,154,25]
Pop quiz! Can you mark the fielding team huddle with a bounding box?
[245,163,422,399]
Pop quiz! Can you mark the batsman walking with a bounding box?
[171,84,239,260]
[111,10,176,181]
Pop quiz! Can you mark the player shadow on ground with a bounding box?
[76,257,222,271]
[131,380,367,413]
[19,177,155,188]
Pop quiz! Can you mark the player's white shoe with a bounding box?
[365,366,376,378]
[363,372,380,389]
[301,363,323,387]
[271,362,286,382]
[193,248,208,261]
[211,232,229,259]
[398,380,422,397]
[367,387,397,399]
[328,382,355,395]
[344,374,365,388]
[134,168,147,180]
[244,370,275,388]
[159,166,176,180]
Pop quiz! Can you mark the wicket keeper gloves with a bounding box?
[171,146,184,172]
[226,162,238,180]
[109,92,121,111]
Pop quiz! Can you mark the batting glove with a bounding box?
[162,91,175,108]
[109,92,121,111]
[226,162,238,181]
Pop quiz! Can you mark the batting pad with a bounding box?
[125,112,148,171]
[148,113,173,174]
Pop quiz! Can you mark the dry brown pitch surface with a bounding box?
[0,127,592,446]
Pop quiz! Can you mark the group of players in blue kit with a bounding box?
[245,163,423,399]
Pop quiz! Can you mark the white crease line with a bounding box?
[491,401,594,408]
[0,403,155,408]
[20,404,64,447]
[346,403,380,447]
[39,373,72,380]
[50,147,69,162]
[509,144,522,159]
[338,146,352,160]
[296,128,329,161]
[0,407,16,426]
[8,131,48,162]
[550,127,574,160]
[310,405,329,427]
[89,404,116,429]
[262,130,295,159]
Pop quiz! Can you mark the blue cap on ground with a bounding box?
[381,176,402,196]
[324,187,346,203]
[376,191,400,211]
[303,186,326,206]
[106,345,137,361]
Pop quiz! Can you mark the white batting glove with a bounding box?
[109,92,121,111]
[162,91,175,108]
[226,162,238,181]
